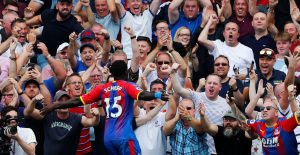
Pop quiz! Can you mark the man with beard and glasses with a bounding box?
[200,105,255,155]
[41,60,169,155]
[25,0,83,59]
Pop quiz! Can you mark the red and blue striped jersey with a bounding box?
[247,114,300,155]
[80,80,141,140]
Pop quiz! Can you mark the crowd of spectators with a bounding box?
[1,0,300,154]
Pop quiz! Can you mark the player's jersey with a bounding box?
[80,80,142,140]
[247,113,300,155]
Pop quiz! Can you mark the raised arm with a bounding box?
[168,0,183,24]
[167,36,187,78]
[178,103,204,133]
[107,0,120,22]
[199,102,218,136]
[68,32,79,70]
[267,0,279,36]
[170,63,192,99]
[82,0,96,29]
[124,25,139,73]
[8,38,18,78]
[81,108,101,127]
[248,0,257,17]
[31,68,51,106]
[39,42,67,81]
[280,53,300,110]
[99,29,111,64]
[165,80,177,121]
[245,79,264,119]
[163,112,180,135]
[23,94,45,120]
[25,15,42,26]
[16,44,34,74]
[115,0,126,18]
[150,0,161,15]
[229,78,245,108]
[288,84,299,112]
[198,14,217,52]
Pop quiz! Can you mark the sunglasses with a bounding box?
[260,49,274,56]
[157,61,170,65]
[214,63,228,66]
[186,107,193,110]
[2,94,14,97]
[260,106,277,111]
[30,26,39,29]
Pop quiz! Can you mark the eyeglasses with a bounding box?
[2,94,14,97]
[186,107,193,110]
[156,27,169,31]
[68,81,83,85]
[157,61,170,65]
[4,8,19,14]
[179,33,190,37]
[260,49,274,56]
[30,26,39,29]
[214,63,228,66]
[260,106,278,111]
[90,74,102,78]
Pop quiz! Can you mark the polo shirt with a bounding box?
[240,34,277,69]
[229,13,254,38]
[219,77,244,98]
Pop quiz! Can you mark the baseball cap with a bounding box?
[23,79,40,89]
[223,110,237,119]
[56,42,69,54]
[259,48,275,59]
[57,0,72,3]
[54,90,70,101]
[80,43,96,53]
[80,29,95,41]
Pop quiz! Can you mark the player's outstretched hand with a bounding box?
[40,103,56,115]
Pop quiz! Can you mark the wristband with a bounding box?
[18,91,24,96]
[169,49,174,53]
[9,57,17,61]
[130,35,136,40]
[154,92,162,99]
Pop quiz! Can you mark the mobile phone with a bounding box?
[27,63,35,71]
[249,61,254,71]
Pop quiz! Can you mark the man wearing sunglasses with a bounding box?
[213,55,245,108]
[163,99,209,154]
[246,95,300,155]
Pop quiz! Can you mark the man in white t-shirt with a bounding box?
[1,106,36,155]
[198,16,256,77]
[171,66,231,154]
[115,0,161,59]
